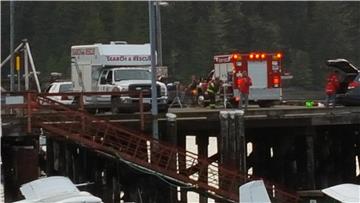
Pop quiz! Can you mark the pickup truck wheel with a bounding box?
[159,105,169,113]
[111,96,120,114]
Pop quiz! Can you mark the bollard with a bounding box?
[166,113,177,146]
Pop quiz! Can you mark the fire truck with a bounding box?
[213,52,283,107]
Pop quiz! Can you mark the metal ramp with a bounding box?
[29,95,299,203]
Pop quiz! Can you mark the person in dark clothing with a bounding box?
[188,75,199,106]
[206,77,221,109]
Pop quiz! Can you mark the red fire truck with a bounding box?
[213,52,283,107]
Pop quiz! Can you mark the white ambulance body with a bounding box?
[71,41,168,112]
[213,52,283,107]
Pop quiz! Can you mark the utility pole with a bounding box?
[0,1,4,202]
[148,0,159,139]
[155,2,163,66]
[10,0,15,91]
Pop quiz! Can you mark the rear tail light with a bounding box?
[273,75,280,87]
[348,81,360,90]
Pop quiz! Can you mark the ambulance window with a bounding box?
[100,70,108,84]
[106,70,113,83]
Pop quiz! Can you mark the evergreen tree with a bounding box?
[208,2,229,53]
[222,2,247,52]
[1,1,359,88]
[288,49,313,89]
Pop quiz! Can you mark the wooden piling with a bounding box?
[196,135,209,203]
[305,127,316,189]
[219,110,246,194]
[166,113,178,203]
[46,137,54,175]
[178,132,187,203]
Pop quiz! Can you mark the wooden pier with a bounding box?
[2,102,360,202]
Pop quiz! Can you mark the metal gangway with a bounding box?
[2,92,300,203]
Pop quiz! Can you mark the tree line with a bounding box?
[1,1,359,89]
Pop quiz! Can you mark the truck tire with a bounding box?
[111,96,120,114]
[230,99,239,108]
[258,100,273,108]
[159,105,169,113]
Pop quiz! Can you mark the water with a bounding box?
[185,136,217,203]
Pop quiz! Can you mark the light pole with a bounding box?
[148,0,159,139]
[149,1,168,139]
[155,1,168,66]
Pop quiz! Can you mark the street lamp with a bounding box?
[155,1,168,66]
[149,1,168,139]
[148,1,159,139]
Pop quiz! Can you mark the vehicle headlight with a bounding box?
[198,95,204,102]
[119,86,128,92]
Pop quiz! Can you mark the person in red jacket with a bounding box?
[325,70,340,107]
[238,71,252,109]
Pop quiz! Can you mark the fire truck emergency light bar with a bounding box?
[230,52,283,61]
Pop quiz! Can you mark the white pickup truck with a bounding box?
[71,41,168,112]
[97,67,168,112]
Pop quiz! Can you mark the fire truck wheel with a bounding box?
[230,99,239,107]
[258,101,273,108]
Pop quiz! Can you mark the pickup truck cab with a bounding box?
[98,67,168,112]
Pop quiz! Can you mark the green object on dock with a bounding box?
[306,100,314,108]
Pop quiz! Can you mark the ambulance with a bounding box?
[213,52,283,107]
[71,41,168,112]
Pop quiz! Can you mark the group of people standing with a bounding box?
[188,69,340,109]
[188,71,252,109]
